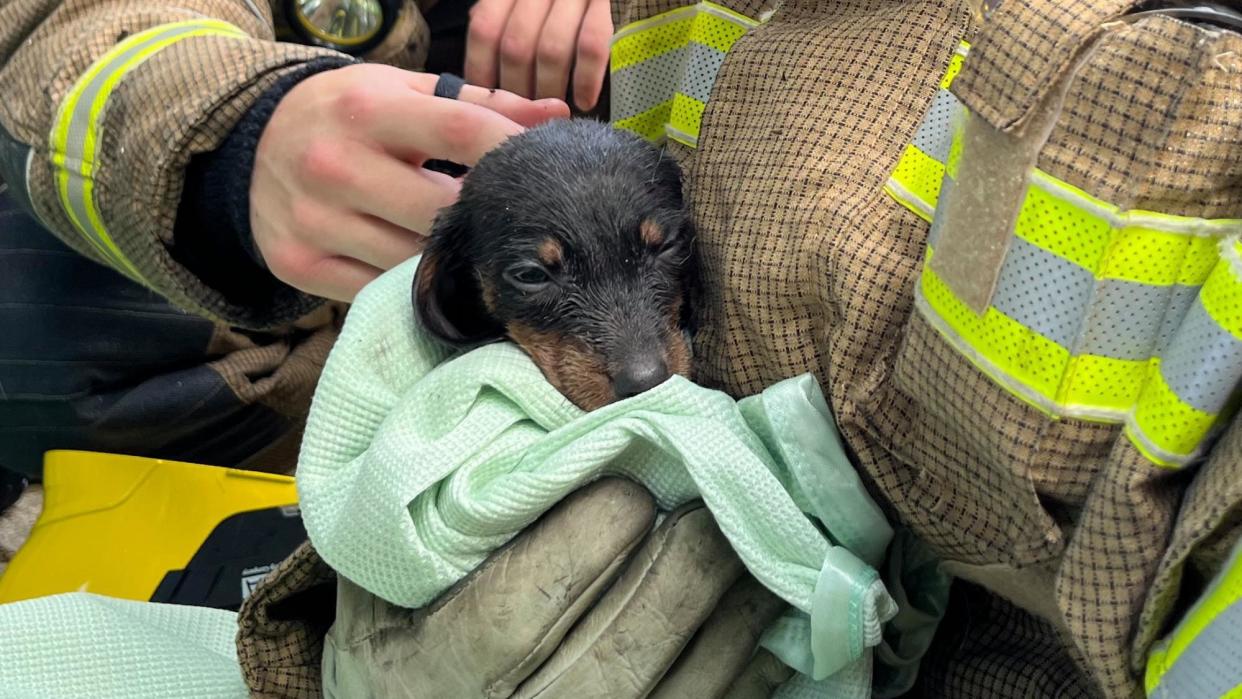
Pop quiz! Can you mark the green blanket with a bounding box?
[0,593,246,698]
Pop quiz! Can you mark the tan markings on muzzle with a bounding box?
[507,322,614,410]
[664,292,692,378]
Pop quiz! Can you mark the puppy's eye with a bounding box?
[504,264,553,291]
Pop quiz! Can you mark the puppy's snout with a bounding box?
[613,355,670,399]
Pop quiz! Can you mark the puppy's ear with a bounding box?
[412,205,503,345]
[678,217,703,337]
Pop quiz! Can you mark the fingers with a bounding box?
[456,84,571,127]
[350,87,526,166]
[512,502,746,699]
[314,210,428,271]
[648,576,790,699]
[290,255,383,303]
[536,0,588,100]
[498,0,556,97]
[465,0,517,88]
[337,479,656,699]
[722,650,796,699]
[323,151,459,234]
[393,66,572,128]
[572,0,612,111]
[465,0,612,107]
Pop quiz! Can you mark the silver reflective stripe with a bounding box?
[61,23,205,263]
[1079,281,1190,361]
[611,41,728,122]
[665,124,698,147]
[1156,285,1202,355]
[612,47,686,121]
[989,237,1231,380]
[1158,299,1242,414]
[991,237,1094,348]
[680,42,726,103]
[888,175,934,220]
[910,89,961,163]
[1152,601,1242,699]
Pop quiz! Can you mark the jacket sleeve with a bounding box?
[0,0,368,329]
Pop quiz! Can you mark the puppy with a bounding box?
[413,119,700,411]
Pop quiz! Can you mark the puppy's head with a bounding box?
[414,119,699,410]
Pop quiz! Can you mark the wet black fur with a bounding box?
[413,119,700,396]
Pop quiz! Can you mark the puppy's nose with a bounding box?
[614,355,670,399]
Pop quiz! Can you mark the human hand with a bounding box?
[322,478,794,698]
[250,64,570,302]
[464,0,612,112]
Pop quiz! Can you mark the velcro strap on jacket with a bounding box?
[610,2,761,147]
[48,19,248,284]
[887,41,1242,469]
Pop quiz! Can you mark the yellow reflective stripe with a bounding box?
[918,276,1222,435]
[1026,171,1242,286]
[614,99,675,142]
[1127,241,1242,466]
[1128,362,1216,466]
[609,2,760,146]
[1014,184,1112,271]
[49,19,246,283]
[667,93,706,147]
[1098,227,1218,286]
[889,145,945,220]
[686,6,756,52]
[1146,538,1242,696]
[939,45,968,90]
[922,250,1071,409]
[1202,240,1242,341]
[886,40,969,218]
[611,11,695,71]
[1060,355,1148,416]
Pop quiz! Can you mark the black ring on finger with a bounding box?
[434,72,466,100]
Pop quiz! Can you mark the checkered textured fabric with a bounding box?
[236,540,337,699]
[918,581,1098,698]
[1135,416,1242,675]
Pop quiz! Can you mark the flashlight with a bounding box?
[287,0,404,54]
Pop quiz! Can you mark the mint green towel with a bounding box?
[0,593,246,699]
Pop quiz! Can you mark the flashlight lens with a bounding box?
[294,0,384,47]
